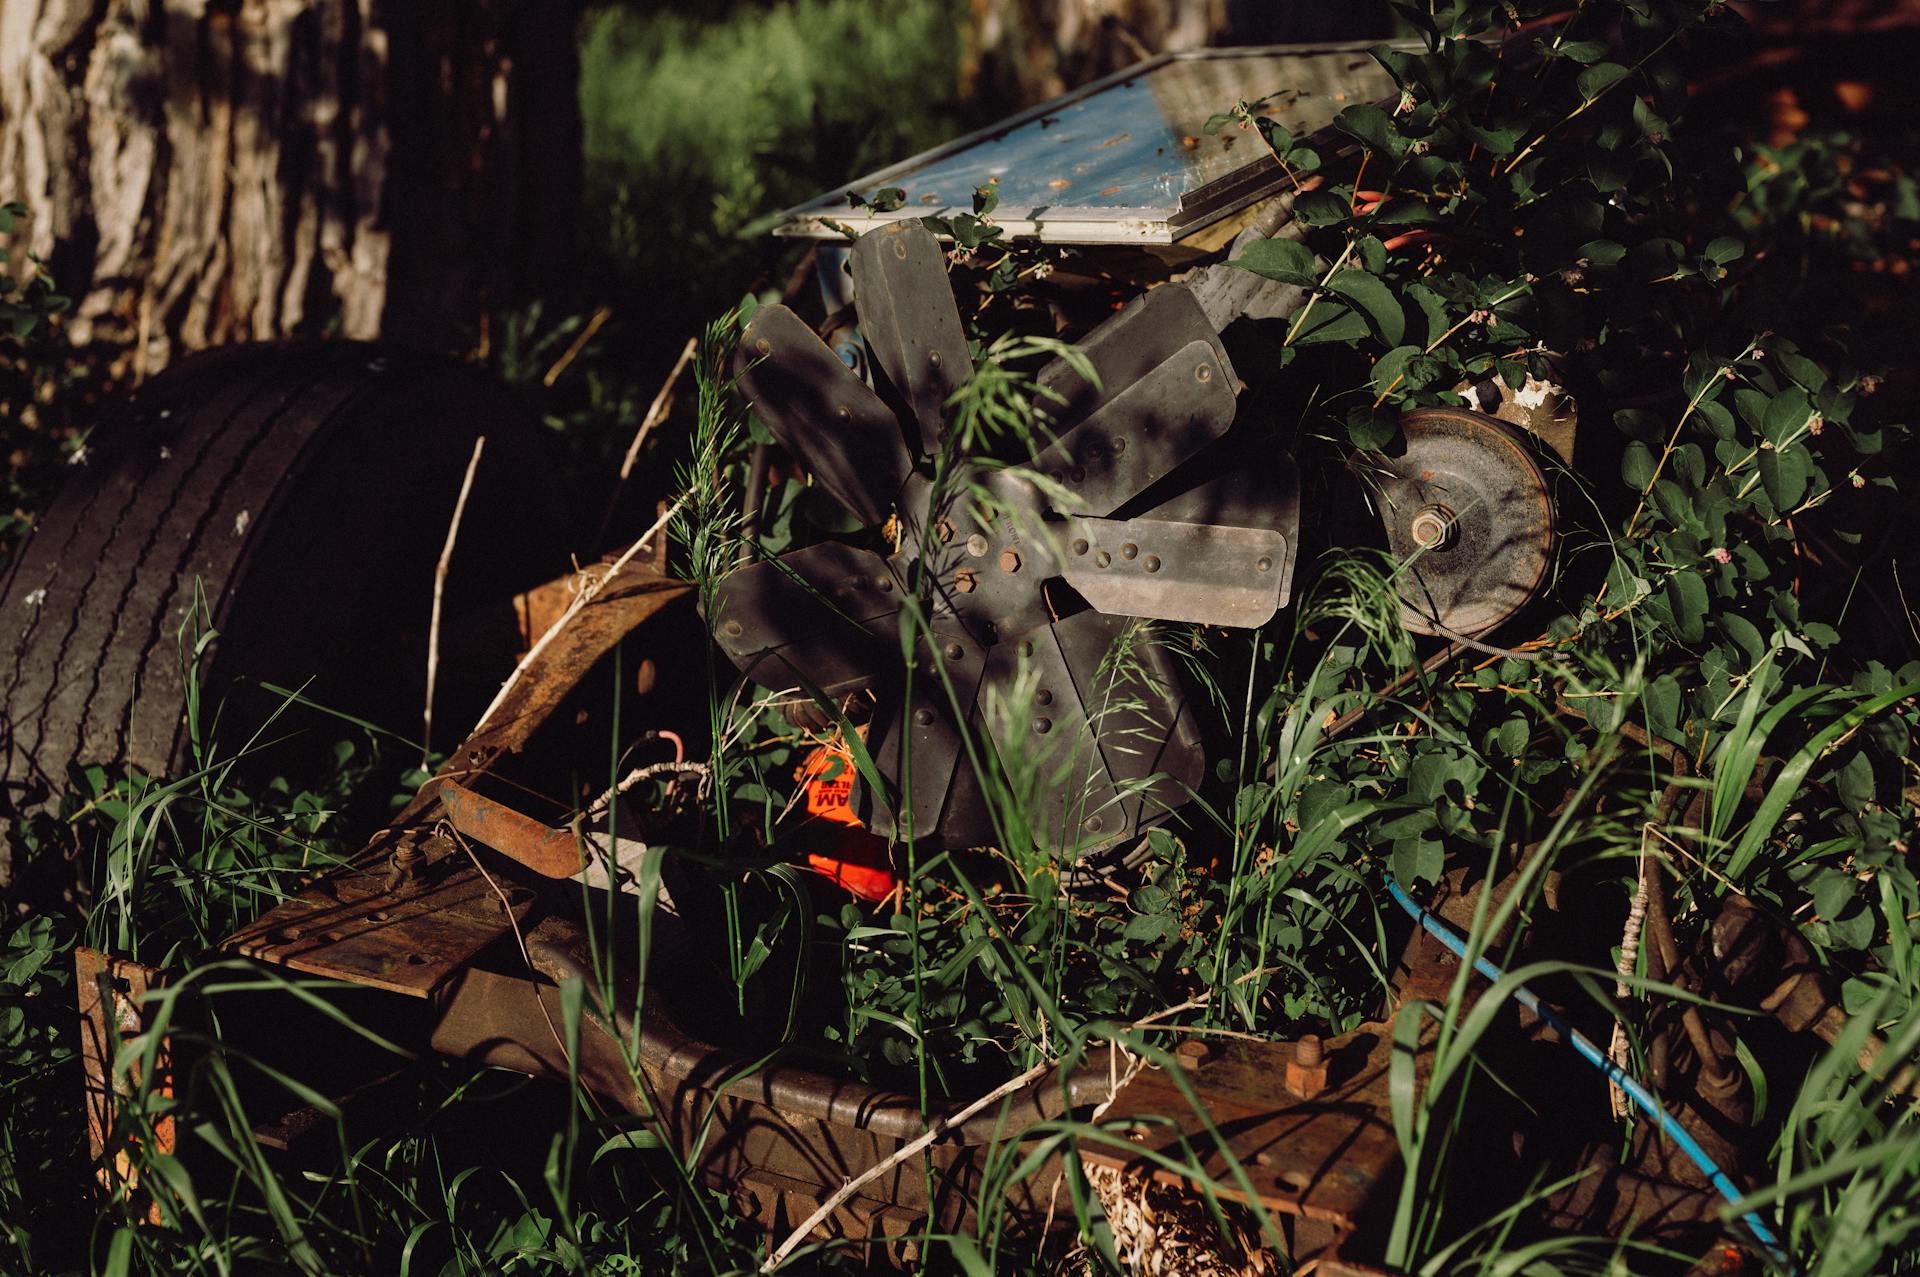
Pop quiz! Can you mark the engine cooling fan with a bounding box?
[709,221,1554,857]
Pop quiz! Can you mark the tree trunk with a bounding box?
[0,0,579,374]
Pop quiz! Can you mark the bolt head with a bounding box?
[934,517,955,543]
[1409,504,1457,550]
[998,548,1022,574]
[953,568,978,593]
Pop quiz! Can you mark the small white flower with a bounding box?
[158,445,171,461]
[233,509,251,536]
[24,588,45,607]
[68,444,87,467]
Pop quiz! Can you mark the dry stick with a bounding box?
[424,437,487,763]
[473,496,684,737]
[542,306,612,388]
[762,1057,1057,1271]
[618,337,697,485]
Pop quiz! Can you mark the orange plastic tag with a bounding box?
[798,742,861,827]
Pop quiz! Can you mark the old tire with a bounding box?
[0,342,568,810]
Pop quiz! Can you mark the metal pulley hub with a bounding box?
[1367,407,1555,638]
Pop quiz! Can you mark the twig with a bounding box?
[762,1058,1056,1270]
[475,496,684,737]
[1607,837,1652,1118]
[618,337,697,485]
[424,437,487,763]
[542,307,612,388]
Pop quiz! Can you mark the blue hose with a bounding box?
[1383,876,1792,1270]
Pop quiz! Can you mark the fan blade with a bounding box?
[1059,516,1288,628]
[710,543,902,701]
[850,221,972,458]
[1034,282,1230,429]
[853,625,988,843]
[1038,339,1239,517]
[1047,609,1205,837]
[736,305,912,525]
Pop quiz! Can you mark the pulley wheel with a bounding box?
[1370,407,1553,638]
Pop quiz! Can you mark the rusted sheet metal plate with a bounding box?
[402,553,691,822]
[1083,1026,1418,1228]
[224,832,535,997]
[433,779,585,879]
[76,947,173,1209]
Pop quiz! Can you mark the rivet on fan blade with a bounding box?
[944,642,964,661]
[1112,437,1127,455]
[893,237,908,259]
[966,533,989,556]
[914,707,936,726]
[1069,466,1085,482]
[1144,555,1161,573]
[724,620,743,637]
[1084,814,1105,833]
[928,350,943,368]
[876,576,893,592]
[1070,538,1089,557]
[755,339,770,355]
[1019,639,1035,658]
[1034,717,1052,734]
[1096,550,1112,568]
[1120,543,1138,560]
[1257,556,1273,572]
[1036,688,1053,706]
[998,548,1022,574]
[1195,362,1213,382]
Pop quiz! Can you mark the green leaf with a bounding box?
[1291,300,1370,345]
[1763,387,1812,443]
[1294,190,1352,226]
[1554,39,1610,64]
[1576,62,1631,101]
[1758,444,1811,509]
[1703,236,1744,264]
[1645,674,1682,739]
[1231,236,1318,285]
[1372,345,1424,400]
[1328,270,1406,345]
[1666,571,1708,643]
[1620,441,1655,490]
[1336,102,1398,154]
[1347,405,1399,450]
[1837,749,1874,812]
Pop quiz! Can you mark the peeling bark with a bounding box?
[0,0,579,371]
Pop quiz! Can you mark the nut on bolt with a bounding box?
[1174,1038,1212,1068]
[1285,1033,1328,1099]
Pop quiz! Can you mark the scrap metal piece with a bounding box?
[850,220,973,456]
[857,625,990,843]
[1364,408,1554,638]
[77,948,173,1213]
[225,832,536,997]
[1061,515,1288,628]
[736,304,913,524]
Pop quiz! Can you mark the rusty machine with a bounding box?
[66,40,1856,1275]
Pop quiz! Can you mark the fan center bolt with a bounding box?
[998,548,1022,574]
[966,533,990,557]
[1409,504,1458,550]
[934,517,955,543]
